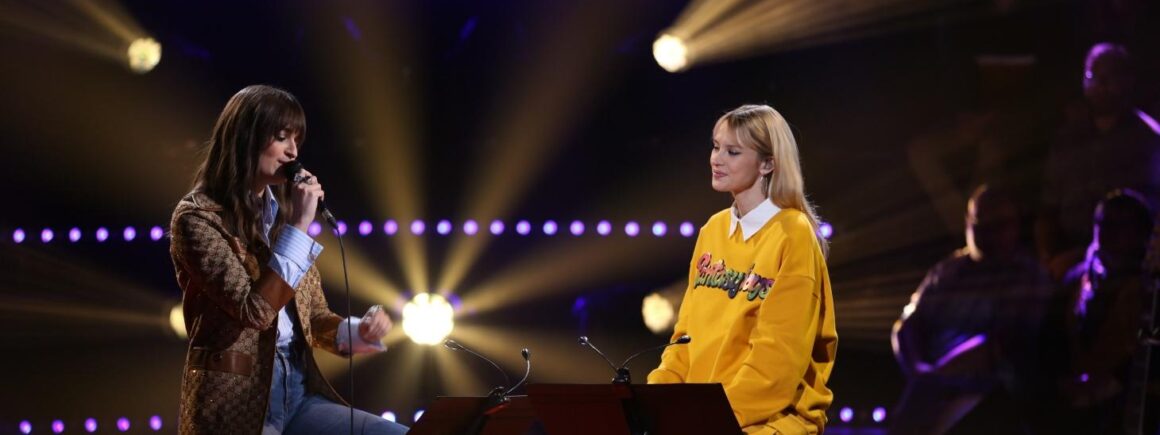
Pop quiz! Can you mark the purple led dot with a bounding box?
[123,226,137,241]
[596,220,611,236]
[308,222,322,237]
[85,418,98,432]
[838,407,854,423]
[625,221,640,237]
[69,227,82,242]
[819,222,833,239]
[463,220,479,236]
[13,228,26,244]
[149,415,162,431]
[117,417,130,432]
[358,220,373,236]
[411,220,426,235]
[679,221,695,237]
[19,421,31,434]
[652,221,667,237]
[96,227,109,242]
[41,228,54,243]
[515,220,531,236]
[436,220,452,235]
[150,226,165,241]
[489,220,505,235]
[383,220,398,235]
[569,220,585,236]
[336,221,348,236]
[872,407,887,423]
[52,420,64,433]
[543,220,558,235]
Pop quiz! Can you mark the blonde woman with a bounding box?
[648,104,837,435]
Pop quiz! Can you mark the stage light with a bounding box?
[489,220,505,235]
[515,220,531,236]
[413,409,425,423]
[123,226,137,241]
[411,220,426,236]
[872,407,887,423]
[819,222,833,239]
[653,34,688,73]
[84,418,97,432]
[652,221,668,237]
[96,227,109,242]
[69,227,82,242]
[596,220,611,236]
[116,417,130,432]
[642,292,675,334]
[680,222,695,237]
[569,220,585,236]
[19,421,30,434]
[13,228,26,244]
[308,222,322,237]
[336,221,348,236]
[436,220,452,236]
[543,220,558,236]
[127,37,161,73]
[463,220,479,236]
[149,415,162,431]
[170,304,187,339]
[359,220,373,236]
[383,220,398,236]
[150,226,164,241]
[381,411,397,422]
[839,407,854,423]
[41,228,54,243]
[402,293,454,345]
[52,420,63,434]
[625,221,640,237]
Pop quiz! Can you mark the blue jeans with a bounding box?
[264,345,408,435]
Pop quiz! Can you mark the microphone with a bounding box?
[282,161,338,227]
[444,340,512,390]
[579,335,691,384]
[505,348,532,395]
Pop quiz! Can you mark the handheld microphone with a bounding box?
[444,340,512,390]
[579,335,692,384]
[505,348,532,395]
[282,161,338,227]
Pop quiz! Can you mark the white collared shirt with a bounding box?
[728,198,782,241]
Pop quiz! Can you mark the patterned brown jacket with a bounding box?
[169,191,347,434]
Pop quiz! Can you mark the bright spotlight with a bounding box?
[653,34,688,73]
[436,220,452,236]
[679,221,695,237]
[641,292,676,334]
[123,226,137,241]
[383,219,398,235]
[41,228,55,243]
[625,221,640,237]
[413,409,425,423]
[596,220,611,236]
[489,220,505,235]
[463,220,479,236]
[127,37,161,73]
[96,227,109,242]
[13,228,26,244]
[170,304,187,339]
[381,411,397,422]
[402,293,455,345]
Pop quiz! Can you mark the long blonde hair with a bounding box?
[717,104,828,254]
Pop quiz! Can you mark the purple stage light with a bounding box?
[596,220,611,236]
[150,226,165,241]
[69,227,82,242]
[123,226,137,241]
[383,220,398,236]
[819,222,833,239]
[358,220,373,236]
[96,227,109,242]
[463,220,479,236]
[680,221,695,237]
[436,220,452,235]
[872,407,887,423]
[308,222,322,237]
[149,415,162,431]
[543,220,558,235]
[625,221,640,237]
[52,420,64,433]
[489,220,505,235]
[839,407,854,423]
[336,221,348,236]
[411,220,426,235]
[515,220,531,236]
[19,421,31,434]
[13,228,25,244]
[569,220,585,236]
[117,417,130,432]
[41,228,54,243]
[85,418,97,432]
[652,221,667,237]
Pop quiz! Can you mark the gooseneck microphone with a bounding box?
[579,335,692,384]
[505,348,532,395]
[444,340,512,390]
[282,161,338,227]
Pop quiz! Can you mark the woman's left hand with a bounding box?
[358,305,392,343]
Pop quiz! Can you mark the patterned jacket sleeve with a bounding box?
[171,210,295,330]
[298,266,346,355]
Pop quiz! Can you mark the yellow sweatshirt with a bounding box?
[648,204,837,435]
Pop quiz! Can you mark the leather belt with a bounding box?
[188,347,256,377]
